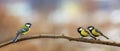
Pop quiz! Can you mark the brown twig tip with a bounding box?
[0,34,120,48]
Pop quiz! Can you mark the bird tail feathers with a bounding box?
[13,32,21,43]
[102,35,109,39]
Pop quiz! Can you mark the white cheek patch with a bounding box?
[26,25,30,27]
[79,28,82,31]
[89,27,93,30]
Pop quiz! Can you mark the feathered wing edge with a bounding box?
[86,30,96,40]
[88,32,96,40]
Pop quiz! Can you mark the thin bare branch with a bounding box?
[0,34,119,48]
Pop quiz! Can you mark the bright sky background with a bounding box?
[6,1,36,23]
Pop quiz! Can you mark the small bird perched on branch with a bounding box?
[77,27,96,40]
[13,23,32,43]
[87,26,109,40]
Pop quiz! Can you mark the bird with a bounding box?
[77,27,96,40]
[87,26,109,39]
[13,23,32,43]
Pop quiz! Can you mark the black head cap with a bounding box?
[25,23,32,28]
[77,27,83,33]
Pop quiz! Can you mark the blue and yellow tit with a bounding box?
[87,26,109,39]
[13,23,32,42]
[77,27,96,40]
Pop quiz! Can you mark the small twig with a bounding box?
[0,34,120,48]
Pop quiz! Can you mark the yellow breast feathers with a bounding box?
[22,28,30,35]
[81,30,89,36]
[92,29,100,36]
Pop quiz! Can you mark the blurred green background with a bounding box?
[0,0,120,51]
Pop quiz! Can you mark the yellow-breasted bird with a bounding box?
[13,23,32,42]
[77,27,96,40]
[87,26,109,39]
